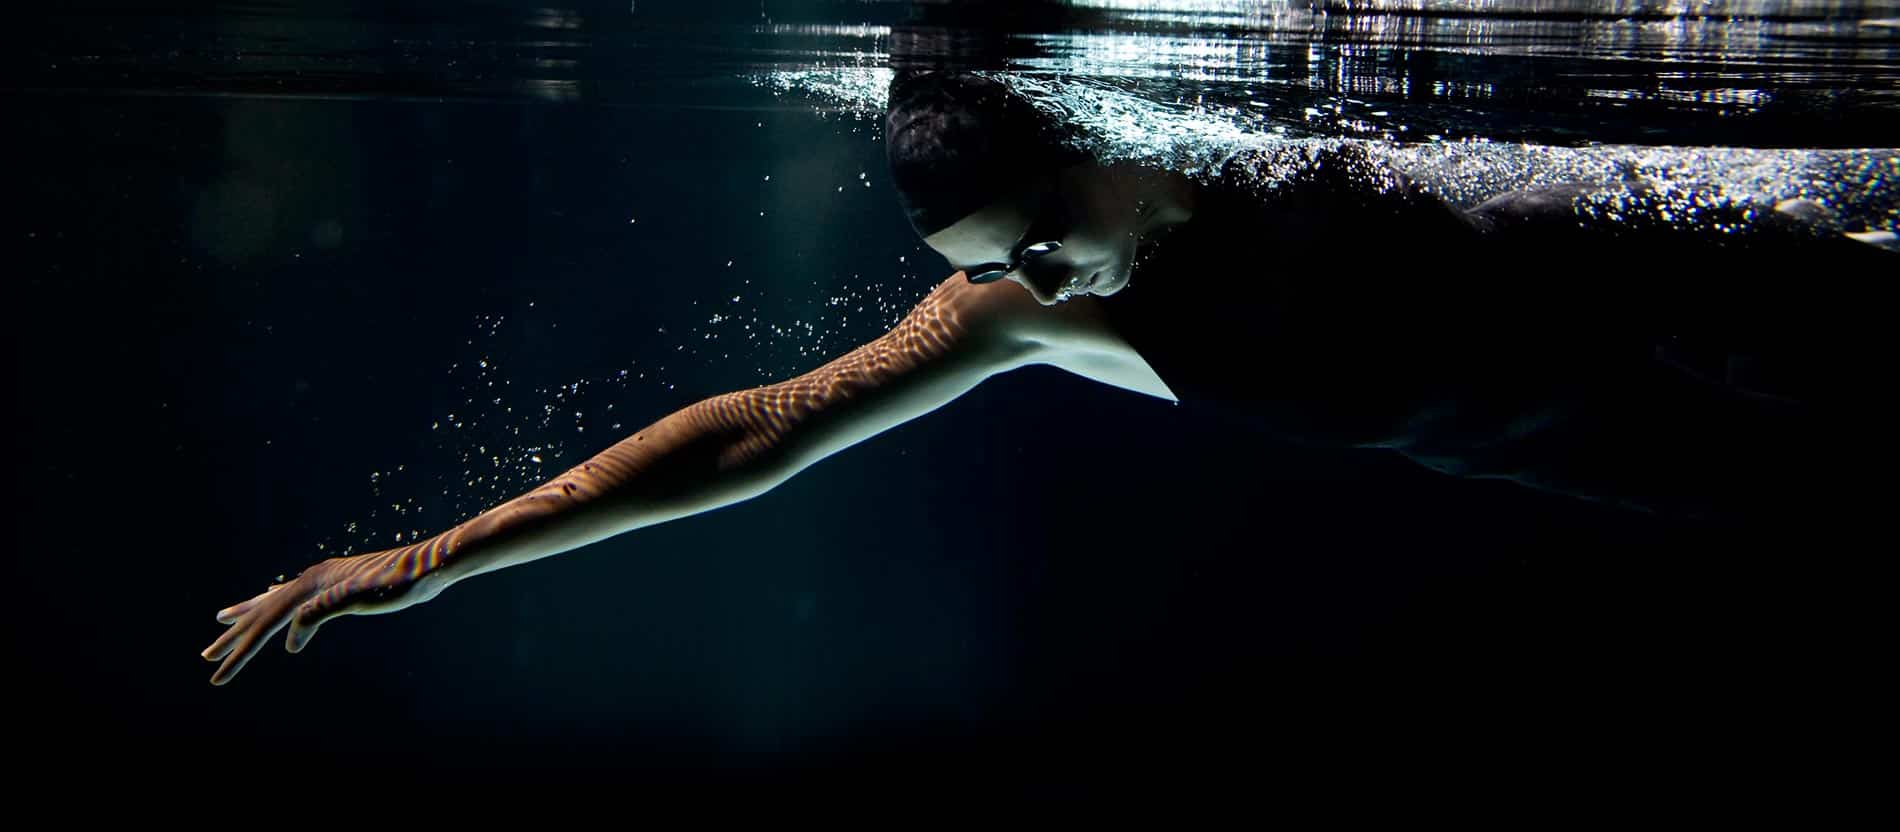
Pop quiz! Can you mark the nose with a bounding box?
[1012,274,1063,305]
[1012,259,1071,306]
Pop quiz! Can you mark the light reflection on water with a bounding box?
[21,0,1897,554]
[15,2,1898,124]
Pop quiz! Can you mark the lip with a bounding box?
[1047,271,1102,305]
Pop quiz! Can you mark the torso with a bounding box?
[1084,144,1889,520]
[1099,144,1529,449]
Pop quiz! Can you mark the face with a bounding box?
[923,163,1152,305]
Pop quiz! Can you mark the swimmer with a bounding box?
[203,71,1893,685]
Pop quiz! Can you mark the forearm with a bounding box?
[407,392,797,590]
[393,278,1023,593]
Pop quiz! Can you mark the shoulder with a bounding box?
[931,273,1178,401]
[927,272,1136,358]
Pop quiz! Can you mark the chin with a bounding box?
[1092,268,1133,297]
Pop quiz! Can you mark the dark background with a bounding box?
[3,0,1891,806]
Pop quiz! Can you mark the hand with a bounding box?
[201,548,444,686]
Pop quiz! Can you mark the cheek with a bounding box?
[1065,218,1137,270]
[1085,226,1140,276]
[1073,201,1140,261]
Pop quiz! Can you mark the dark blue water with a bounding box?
[8,0,1895,802]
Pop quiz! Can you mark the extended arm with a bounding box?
[423,275,1046,587]
[203,272,1144,684]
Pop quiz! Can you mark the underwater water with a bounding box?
[8,0,1896,798]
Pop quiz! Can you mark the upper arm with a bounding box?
[710,274,1044,474]
[911,273,1177,403]
[964,277,1178,402]
[714,273,1170,477]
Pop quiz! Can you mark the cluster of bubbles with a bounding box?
[313,323,652,555]
[692,272,926,379]
[750,66,894,123]
[753,63,1897,233]
[310,312,603,556]
[1380,142,1899,231]
[1002,72,1899,232]
[314,264,933,558]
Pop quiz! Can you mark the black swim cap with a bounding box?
[885,71,1089,238]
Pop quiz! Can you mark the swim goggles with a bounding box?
[964,188,1072,284]
[965,239,1063,284]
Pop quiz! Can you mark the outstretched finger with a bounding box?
[215,583,288,624]
[205,594,282,661]
[215,601,257,625]
[201,617,253,662]
[209,612,293,686]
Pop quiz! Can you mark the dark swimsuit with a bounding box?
[1099,145,1890,523]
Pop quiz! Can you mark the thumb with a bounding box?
[285,600,329,654]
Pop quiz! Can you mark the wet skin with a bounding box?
[201,163,1199,686]
[923,162,1196,305]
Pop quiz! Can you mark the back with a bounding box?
[1100,146,1890,522]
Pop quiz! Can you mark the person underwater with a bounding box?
[203,71,1895,685]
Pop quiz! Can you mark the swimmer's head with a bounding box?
[886,71,1193,305]
[886,72,1087,235]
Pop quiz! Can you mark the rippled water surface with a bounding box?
[19,2,1896,233]
[14,1,1900,144]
